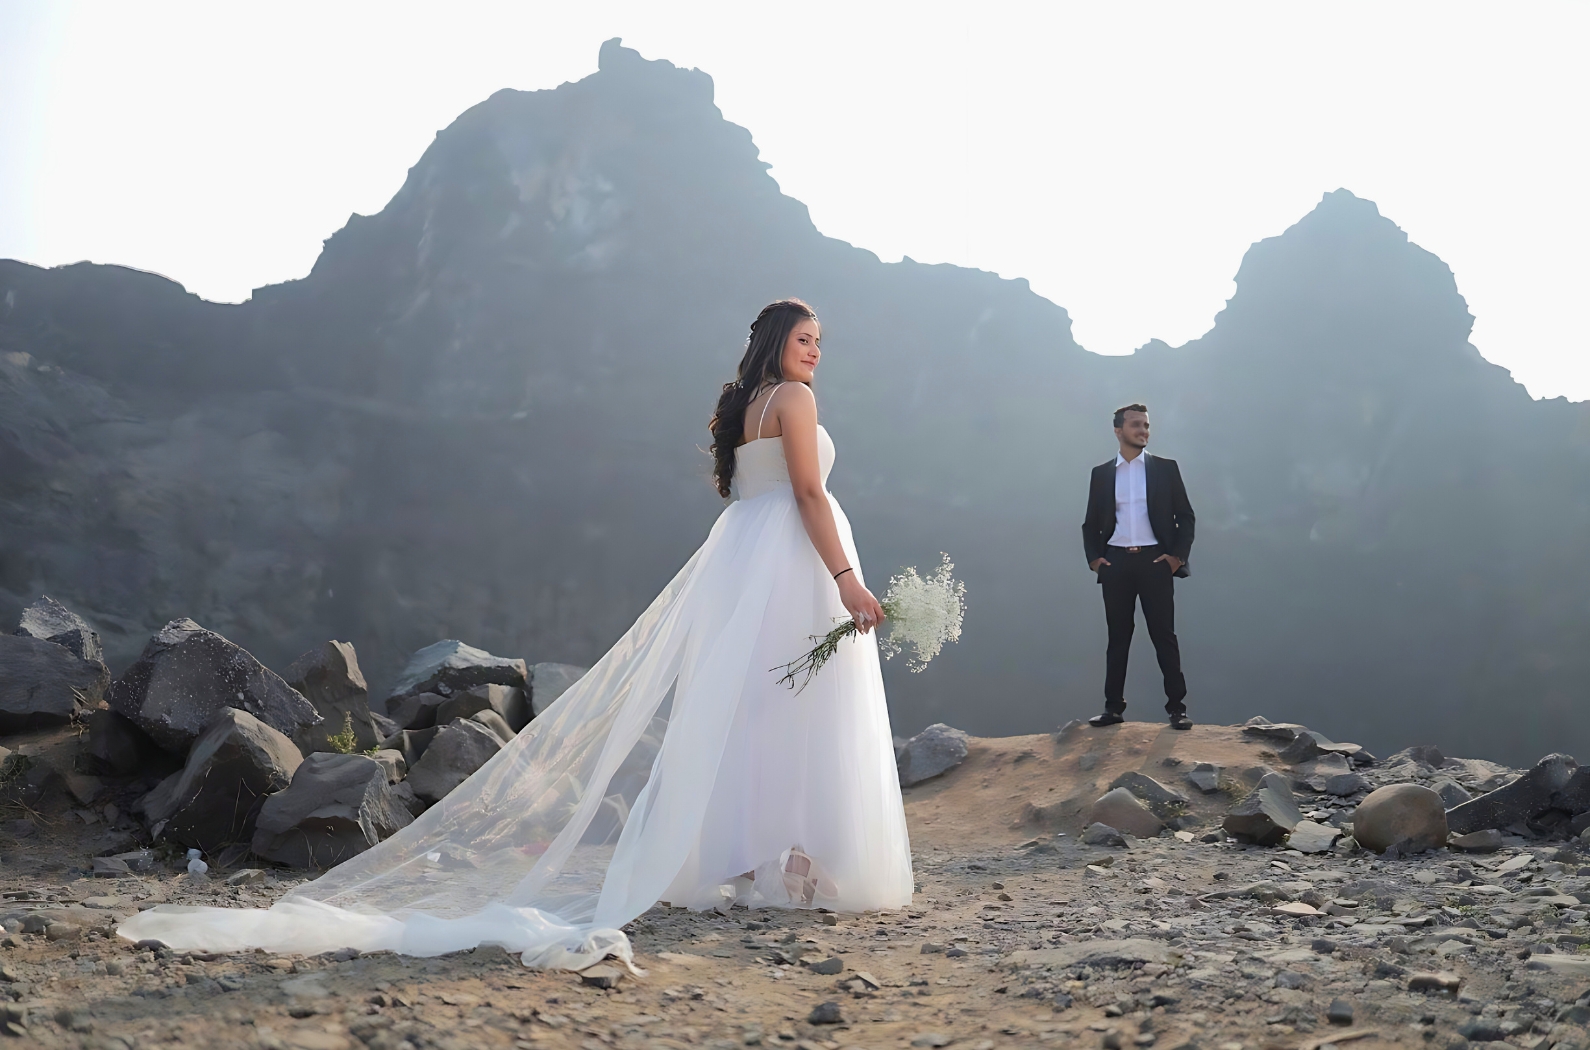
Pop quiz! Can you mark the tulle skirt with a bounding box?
[118,486,913,970]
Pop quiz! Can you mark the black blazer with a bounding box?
[1082,453,1196,578]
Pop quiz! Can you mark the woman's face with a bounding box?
[780,318,821,383]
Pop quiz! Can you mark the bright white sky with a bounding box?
[2,2,1586,399]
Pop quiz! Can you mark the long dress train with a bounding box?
[118,424,913,970]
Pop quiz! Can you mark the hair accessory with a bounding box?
[833,567,854,581]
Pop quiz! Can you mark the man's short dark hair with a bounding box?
[1113,403,1148,429]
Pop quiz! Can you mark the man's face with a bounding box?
[1116,410,1150,450]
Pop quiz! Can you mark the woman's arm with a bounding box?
[775,384,886,633]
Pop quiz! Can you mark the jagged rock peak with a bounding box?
[597,37,716,103]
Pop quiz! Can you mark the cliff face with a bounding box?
[1,41,1585,763]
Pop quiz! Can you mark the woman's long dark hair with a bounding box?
[708,299,819,498]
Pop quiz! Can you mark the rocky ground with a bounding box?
[3,722,1589,1050]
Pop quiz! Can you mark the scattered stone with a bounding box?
[437,683,530,733]
[808,1000,843,1025]
[226,868,265,886]
[1448,829,1504,853]
[528,662,588,717]
[137,707,303,852]
[109,618,321,753]
[286,640,382,755]
[1311,938,1337,954]
[1325,772,1372,797]
[369,748,407,783]
[1447,753,1579,835]
[1089,788,1165,838]
[16,594,103,662]
[1326,999,1355,1025]
[406,718,504,803]
[1186,762,1223,794]
[1082,822,1127,847]
[1524,955,1590,976]
[1407,972,1463,994]
[1430,778,1473,808]
[911,1034,951,1048]
[1107,772,1189,820]
[252,752,413,868]
[1352,784,1448,853]
[897,723,971,787]
[1223,773,1302,846]
[805,956,843,975]
[1004,939,1173,969]
[579,964,624,989]
[1273,902,1322,917]
[1286,819,1341,854]
[0,633,108,731]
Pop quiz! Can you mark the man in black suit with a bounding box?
[1081,404,1196,729]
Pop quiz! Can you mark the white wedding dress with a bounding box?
[119,416,913,971]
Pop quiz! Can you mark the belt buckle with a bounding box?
[1127,546,1141,553]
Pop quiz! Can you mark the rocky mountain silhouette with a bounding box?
[2,40,1585,765]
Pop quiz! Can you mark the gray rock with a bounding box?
[0,633,108,731]
[138,708,303,852]
[1550,767,1590,817]
[1448,829,1504,852]
[528,662,588,717]
[1447,753,1579,835]
[1242,721,1308,743]
[389,779,426,817]
[1088,788,1164,838]
[15,595,103,664]
[1004,939,1174,969]
[369,711,399,740]
[251,753,413,868]
[1325,772,1372,797]
[897,723,970,787]
[1287,819,1341,854]
[108,618,321,754]
[808,1001,843,1025]
[1352,783,1448,853]
[1186,762,1223,794]
[406,718,503,803]
[369,748,407,783]
[285,641,382,756]
[1081,822,1126,847]
[1431,778,1474,808]
[1107,772,1188,820]
[384,640,528,712]
[466,709,516,744]
[437,683,530,733]
[385,691,449,731]
[1327,999,1355,1025]
[381,725,441,770]
[82,709,177,778]
[1223,773,1303,846]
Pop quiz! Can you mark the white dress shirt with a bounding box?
[1108,452,1160,547]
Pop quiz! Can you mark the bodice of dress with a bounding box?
[731,425,835,502]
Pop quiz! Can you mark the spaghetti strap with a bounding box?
[756,382,788,441]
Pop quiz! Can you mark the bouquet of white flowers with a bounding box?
[774,553,966,692]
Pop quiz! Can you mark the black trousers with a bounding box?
[1099,544,1187,715]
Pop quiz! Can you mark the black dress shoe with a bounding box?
[1088,712,1125,727]
[1168,713,1193,730]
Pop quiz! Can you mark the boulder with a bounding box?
[897,724,970,787]
[285,641,382,756]
[1185,762,1223,794]
[1324,772,1372,797]
[466,709,516,745]
[528,662,588,717]
[1431,778,1473,809]
[0,634,108,731]
[82,709,177,778]
[369,749,407,783]
[1352,783,1448,853]
[386,691,449,731]
[1223,773,1303,846]
[406,719,503,803]
[251,753,413,868]
[1088,788,1163,838]
[108,618,321,754]
[436,684,530,733]
[384,640,528,713]
[1448,829,1504,853]
[1550,767,1590,817]
[1081,822,1126,847]
[15,596,104,664]
[382,725,441,770]
[1447,754,1580,835]
[389,780,426,817]
[370,711,399,740]
[1106,772,1188,821]
[138,708,303,853]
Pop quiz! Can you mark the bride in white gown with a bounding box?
[119,299,914,971]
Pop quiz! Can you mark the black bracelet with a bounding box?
[833,567,854,581]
